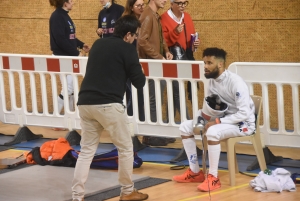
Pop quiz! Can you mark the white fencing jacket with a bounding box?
[206,70,256,134]
[250,168,296,192]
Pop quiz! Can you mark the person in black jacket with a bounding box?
[49,0,90,131]
[96,0,124,38]
[72,15,148,201]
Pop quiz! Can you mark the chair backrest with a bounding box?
[250,95,262,132]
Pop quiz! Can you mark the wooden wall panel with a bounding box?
[185,0,238,20]
[78,0,101,19]
[0,0,53,19]
[194,21,239,66]
[238,20,300,62]
[75,20,101,49]
[238,0,300,19]
[0,19,51,54]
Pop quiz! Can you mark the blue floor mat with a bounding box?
[137,147,180,162]
[72,143,116,155]
[2,133,299,177]
[137,147,300,175]
[11,138,54,148]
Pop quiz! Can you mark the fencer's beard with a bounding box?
[204,65,219,79]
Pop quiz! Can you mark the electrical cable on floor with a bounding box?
[170,161,185,170]
[239,171,257,177]
[263,163,300,168]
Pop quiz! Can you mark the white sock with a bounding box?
[208,143,221,178]
[182,135,200,174]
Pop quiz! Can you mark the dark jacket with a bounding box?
[49,7,84,56]
[78,36,146,105]
[97,3,124,38]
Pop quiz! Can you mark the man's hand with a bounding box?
[205,120,217,130]
[165,52,173,60]
[193,39,200,52]
[175,23,185,34]
[96,28,103,36]
[193,39,200,48]
[83,44,90,53]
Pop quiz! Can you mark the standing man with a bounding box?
[173,48,256,192]
[72,15,148,201]
[137,0,173,146]
[49,0,90,129]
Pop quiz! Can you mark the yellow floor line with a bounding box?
[143,162,258,176]
[144,162,175,167]
[2,149,24,153]
[178,183,249,201]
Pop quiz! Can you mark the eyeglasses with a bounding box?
[173,1,189,7]
[134,3,145,9]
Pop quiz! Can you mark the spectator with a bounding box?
[137,0,174,146]
[161,0,200,121]
[49,0,90,131]
[96,0,124,38]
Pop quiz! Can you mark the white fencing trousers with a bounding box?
[60,74,74,96]
[57,74,75,113]
[179,120,250,141]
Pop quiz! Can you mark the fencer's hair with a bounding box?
[123,0,138,16]
[202,47,227,61]
[49,0,69,8]
[113,15,141,38]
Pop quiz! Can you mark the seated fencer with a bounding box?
[172,47,256,192]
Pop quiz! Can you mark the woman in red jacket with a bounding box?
[161,0,200,120]
[161,1,200,53]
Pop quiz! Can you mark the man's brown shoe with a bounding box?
[120,189,148,201]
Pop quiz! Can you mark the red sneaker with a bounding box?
[197,174,221,191]
[173,168,205,183]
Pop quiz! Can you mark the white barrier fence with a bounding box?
[228,62,300,148]
[0,53,299,148]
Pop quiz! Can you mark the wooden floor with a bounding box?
[0,122,299,201]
